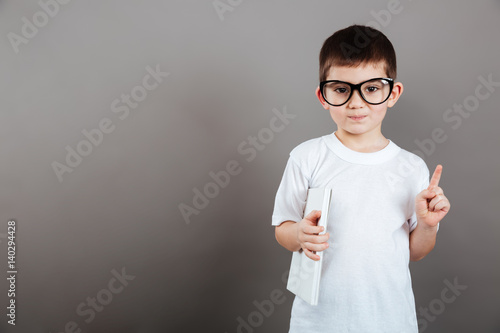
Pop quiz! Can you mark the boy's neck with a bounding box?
[334,129,389,153]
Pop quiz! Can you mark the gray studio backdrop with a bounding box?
[1,0,499,332]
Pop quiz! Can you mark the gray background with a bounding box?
[1,0,499,332]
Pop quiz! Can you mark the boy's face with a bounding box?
[315,61,403,138]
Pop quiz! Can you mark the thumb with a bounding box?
[415,189,435,213]
[304,210,321,224]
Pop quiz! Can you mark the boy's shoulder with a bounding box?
[289,135,325,160]
[394,143,429,171]
[287,135,327,176]
[390,142,430,188]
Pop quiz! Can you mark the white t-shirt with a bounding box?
[272,130,438,333]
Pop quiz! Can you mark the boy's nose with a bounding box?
[347,90,365,108]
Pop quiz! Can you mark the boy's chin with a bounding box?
[337,127,371,136]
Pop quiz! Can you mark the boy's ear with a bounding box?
[387,81,404,108]
[316,86,330,110]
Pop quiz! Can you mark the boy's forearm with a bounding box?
[409,221,438,261]
[275,221,301,252]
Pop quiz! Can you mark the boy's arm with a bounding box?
[410,164,451,261]
[275,221,301,252]
[409,223,438,261]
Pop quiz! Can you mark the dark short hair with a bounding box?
[319,25,397,82]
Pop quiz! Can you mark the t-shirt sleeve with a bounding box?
[271,155,310,226]
[409,162,440,233]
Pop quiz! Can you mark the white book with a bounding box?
[286,187,332,306]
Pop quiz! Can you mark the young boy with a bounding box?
[272,25,451,332]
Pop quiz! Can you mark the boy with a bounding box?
[272,25,451,332]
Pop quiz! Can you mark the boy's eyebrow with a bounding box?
[323,77,390,84]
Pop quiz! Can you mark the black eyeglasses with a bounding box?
[320,77,394,106]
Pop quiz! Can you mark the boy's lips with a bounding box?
[348,115,367,120]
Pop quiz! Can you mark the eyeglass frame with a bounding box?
[319,77,395,107]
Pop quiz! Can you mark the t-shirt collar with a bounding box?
[323,130,401,165]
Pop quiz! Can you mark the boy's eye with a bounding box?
[365,86,379,93]
[325,83,350,94]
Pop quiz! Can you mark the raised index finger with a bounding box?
[428,164,443,190]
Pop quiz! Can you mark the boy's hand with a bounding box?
[415,164,451,228]
[296,210,330,261]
